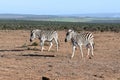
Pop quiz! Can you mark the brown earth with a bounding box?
[0,30,120,80]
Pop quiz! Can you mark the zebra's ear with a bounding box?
[69,29,74,33]
[68,29,72,32]
[36,29,40,32]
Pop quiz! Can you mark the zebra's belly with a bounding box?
[40,37,53,42]
[45,38,53,42]
[78,40,89,46]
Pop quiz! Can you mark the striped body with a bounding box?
[30,29,59,51]
[65,29,94,58]
[72,32,94,46]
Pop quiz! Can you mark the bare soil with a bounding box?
[0,30,120,80]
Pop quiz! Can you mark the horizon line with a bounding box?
[0,12,120,15]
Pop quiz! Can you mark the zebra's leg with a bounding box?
[87,48,90,58]
[79,45,83,58]
[86,43,90,57]
[40,41,44,52]
[91,43,94,56]
[54,39,59,51]
[71,45,76,58]
[48,42,53,51]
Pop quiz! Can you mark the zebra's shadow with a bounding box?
[21,54,56,57]
[0,49,24,52]
[0,48,56,58]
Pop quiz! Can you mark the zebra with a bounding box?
[30,29,59,51]
[65,29,94,58]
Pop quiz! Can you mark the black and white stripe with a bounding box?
[30,29,59,51]
[65,29,94,58]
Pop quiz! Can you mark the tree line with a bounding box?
[0,20,120,32]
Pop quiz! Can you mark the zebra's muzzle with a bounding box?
[30,39,32,42]
[65,39,67,42]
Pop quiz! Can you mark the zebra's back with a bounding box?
[75,32,94,45]
[40,30,58,41]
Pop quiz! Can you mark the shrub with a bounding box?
[30,42,38,46]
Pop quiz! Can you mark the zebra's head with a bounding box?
[65,29,75,42]
[30,29,40,42]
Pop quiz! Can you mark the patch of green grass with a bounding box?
[30,42,38,46]
[21,43,28,48]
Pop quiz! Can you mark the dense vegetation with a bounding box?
[0,20,120,32]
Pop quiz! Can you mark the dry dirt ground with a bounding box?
[0,30,120,80]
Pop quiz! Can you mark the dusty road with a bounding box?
[0,30,120,80]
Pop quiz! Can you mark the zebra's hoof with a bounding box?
[89,57,92,59]
[70,56,74,59]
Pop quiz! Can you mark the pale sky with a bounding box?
[0,0,120,15]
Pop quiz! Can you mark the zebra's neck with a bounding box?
[35,30,41,38]
[71,32,77,38]
[71,32,78,46]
